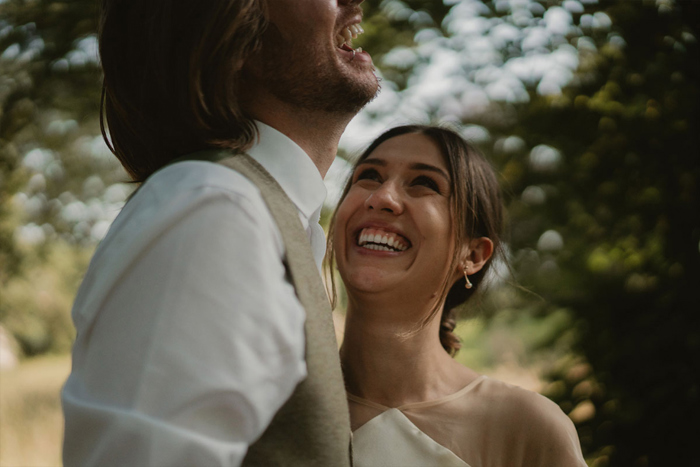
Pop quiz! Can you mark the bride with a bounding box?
[327,125,586,466]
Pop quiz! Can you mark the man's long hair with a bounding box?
[99,0,267,182]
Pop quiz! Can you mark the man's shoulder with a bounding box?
[72,159,287,327]
[116,159,279,232]
[92,159,282,273]
[145,159,266,205]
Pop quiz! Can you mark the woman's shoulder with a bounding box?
[480,377,557,409]
[476,376,572,429]
[473,377,586,466]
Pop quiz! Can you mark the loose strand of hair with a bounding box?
[99,83,116,157]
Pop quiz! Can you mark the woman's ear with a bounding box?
[459,237,494,274]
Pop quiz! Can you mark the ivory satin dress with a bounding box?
[349,375,587,467]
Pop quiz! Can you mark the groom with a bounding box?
[61,0,377,465]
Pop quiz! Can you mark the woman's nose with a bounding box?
[365,183,404,214]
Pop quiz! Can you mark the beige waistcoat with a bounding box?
[213,154,352,467]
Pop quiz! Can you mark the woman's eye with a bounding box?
[412,175,440,192]
[355,168,381,183]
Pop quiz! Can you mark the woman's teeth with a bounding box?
[363,244,395,252]
[336,23,365,49]
[357,228,409,252]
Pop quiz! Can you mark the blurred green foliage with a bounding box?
[0,0,698,465]
[1,241,91,355]
[505,2,699,464]
[1,0,127,356]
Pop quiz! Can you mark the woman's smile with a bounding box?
[334,133,454,295]
[355,226,411,252]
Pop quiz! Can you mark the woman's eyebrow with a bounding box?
[357,158,450,182]
[409,163,449,181]
[359,158,448,179]
[357,158,386,167]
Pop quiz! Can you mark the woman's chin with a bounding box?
[342,269,399,296]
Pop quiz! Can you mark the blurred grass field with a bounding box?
[0,354,70,467]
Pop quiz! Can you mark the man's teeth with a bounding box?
[336,24,365,48]
[357,229,409,251]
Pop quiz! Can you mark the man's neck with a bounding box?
[246,98,352,178]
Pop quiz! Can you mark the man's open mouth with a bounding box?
[336,22,364,54]
[356,227,410,252]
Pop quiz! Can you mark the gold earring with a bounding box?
[463,268,473,289]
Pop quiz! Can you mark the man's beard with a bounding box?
[257,39,379,115]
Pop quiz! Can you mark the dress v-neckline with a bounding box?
[347,375,487,411]
[351,408,472,467]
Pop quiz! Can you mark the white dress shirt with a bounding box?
[62,122,327,466]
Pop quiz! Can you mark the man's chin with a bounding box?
[321,68,380,115]
[259,49,379,116]
[325,84,378,115]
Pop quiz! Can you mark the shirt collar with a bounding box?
[247,121,327,221]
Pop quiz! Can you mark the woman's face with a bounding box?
[334,133,459,300]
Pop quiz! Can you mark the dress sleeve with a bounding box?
[62,185,307,467]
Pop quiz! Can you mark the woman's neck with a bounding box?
[340,298,478,408]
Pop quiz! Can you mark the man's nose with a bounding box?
[364,183,403,215]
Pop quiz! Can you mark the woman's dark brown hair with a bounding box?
[326,125,505,356]
[99,0,267,182]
